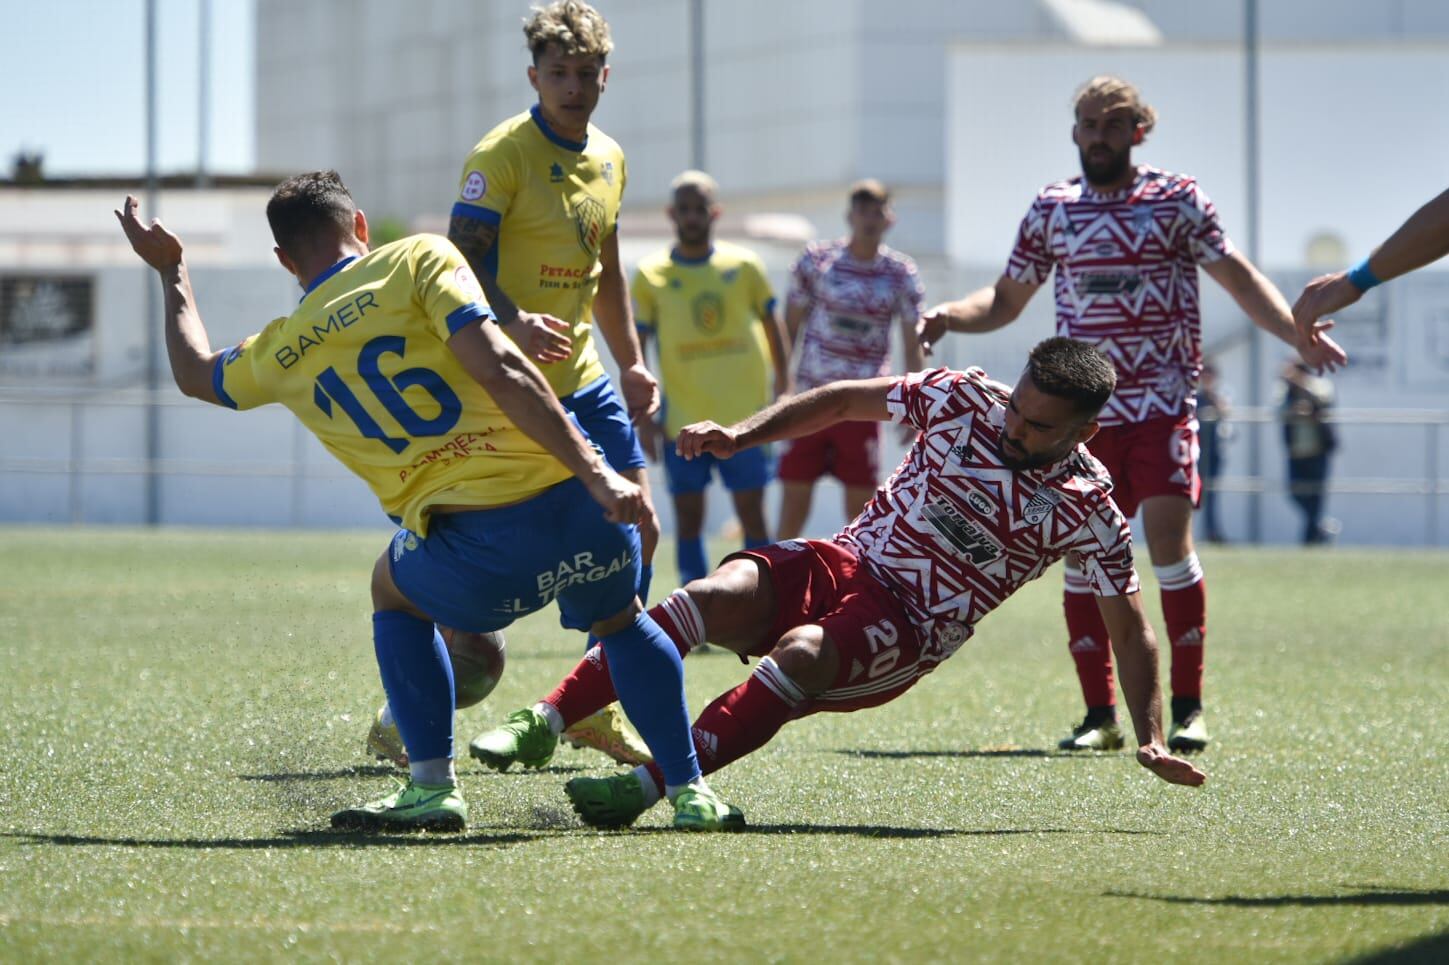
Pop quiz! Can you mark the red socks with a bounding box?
[1155,554,1206,701]
[1063,566,1116,709]
[643,655,804,793]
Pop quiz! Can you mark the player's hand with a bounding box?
[585,467,644,525]
[637,418,662,463]
[676,420,739,461]
[619,363,660,423]
[503,312,572,364]
[1136,743,1207,787]
[916,307,951,356]
[114,195,183,272]
[1292,271,1361,347]
[1296,328,1348,375]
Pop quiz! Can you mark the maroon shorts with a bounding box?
[1086,413,1200,518]
[728,540,936,714]
[776,421,881,487]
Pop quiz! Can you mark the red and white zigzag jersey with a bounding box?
[836,367,1139,663]
[788,240,925,390]
[1005,166,1233,427]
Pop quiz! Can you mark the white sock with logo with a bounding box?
[410,757,455,786]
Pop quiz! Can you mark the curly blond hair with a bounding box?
[524,1,613,63]
[1073,75,1157,137]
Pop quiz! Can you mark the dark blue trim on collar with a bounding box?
[530,104,588,152]
[302,256,359,299]
[670,246,714,266]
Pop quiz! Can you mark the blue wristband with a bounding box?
[1346,256,1382,293]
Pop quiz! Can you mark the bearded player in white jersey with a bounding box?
[919,76,1346,754]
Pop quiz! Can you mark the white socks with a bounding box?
[533,702,565,735]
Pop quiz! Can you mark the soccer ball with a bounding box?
[440,627,506,709]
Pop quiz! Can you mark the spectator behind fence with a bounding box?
[1278,361,1339,545]
[1197,362,1230,544]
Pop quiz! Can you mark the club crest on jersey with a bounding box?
[1022,488,1062,525]
[932,619,970,656]
[573,196,606,257]
[549,162,566,183]
[922,498,1002,566]
[461,171,487,201]
[1131,208,1153,232]
[691,291,725,333]
[601,161,614,186]
[720,268,738,284]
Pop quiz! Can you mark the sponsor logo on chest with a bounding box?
[922,497,1002,566]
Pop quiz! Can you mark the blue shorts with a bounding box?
[662,444,772,496]
[388,478,641,634]
[562,375,646,472]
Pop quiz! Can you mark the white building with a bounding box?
[3,1,1446,544]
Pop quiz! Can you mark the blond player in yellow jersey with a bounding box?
[115,171,743,833]
[634,170,790,586]
[369,2,657,770]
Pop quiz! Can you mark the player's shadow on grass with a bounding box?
[1107,885,1449,907]
[618,824,1162,839]
[237,763,585,782]
[239,765,396,782]
[4,830,532,850]
[837,748,1112,760]
[748,823,1163,839]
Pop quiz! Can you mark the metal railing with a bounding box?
[2,390,1447,543]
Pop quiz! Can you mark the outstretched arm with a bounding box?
[917,275,1037,354]
[676,377,893,461]
[447,214,572,364]
[1293,187,1449,339]
[113,196,224,405]
[1204,251,1347,373]
[1096,592,1207,787]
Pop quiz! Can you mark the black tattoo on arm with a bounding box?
[448,215,519,325]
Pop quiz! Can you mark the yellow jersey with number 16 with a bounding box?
[211,234,572,535]
[452,105,626,398]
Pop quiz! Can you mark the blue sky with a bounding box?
[4,0,255,177]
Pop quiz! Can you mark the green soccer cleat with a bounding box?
[330,780,467,832]
[469,708,557,772]
[1058,717,1126,751]
[670,782,746,832]
[1168,709,1210,753]
[365,706,408,768]
[565,772,651,829]
[561,704,653,766]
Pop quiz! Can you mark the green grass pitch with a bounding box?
[1,527,1445,962]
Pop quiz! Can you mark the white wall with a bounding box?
[946,43,1449,268]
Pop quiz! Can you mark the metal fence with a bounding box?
[2,389,1447,546]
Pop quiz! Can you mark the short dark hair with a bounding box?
[1026,337,1116,418]
[849,178,890,207]
[266,170,358,259]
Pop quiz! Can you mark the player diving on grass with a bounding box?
[114,171,742,832]
[470,337,1206,829]
[364,0,660,771]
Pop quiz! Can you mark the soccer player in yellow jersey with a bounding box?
[433,1,660,766]
[114,171,743,832]
[634,171,790,586]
